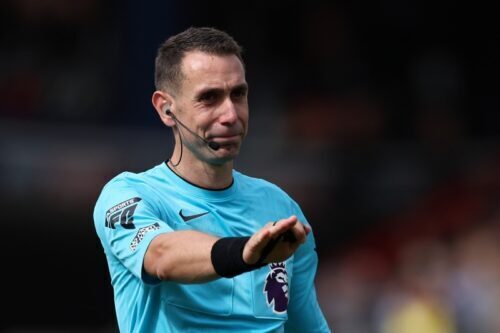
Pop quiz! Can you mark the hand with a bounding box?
[242,215,311,265]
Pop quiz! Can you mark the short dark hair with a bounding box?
[154,27,244,94]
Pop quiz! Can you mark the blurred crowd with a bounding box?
[317,219,500,333]
[317,154,500,333]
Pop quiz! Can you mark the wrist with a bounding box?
[211,237,265,278]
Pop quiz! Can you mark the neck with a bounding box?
[168,150,234,189]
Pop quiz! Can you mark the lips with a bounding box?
[208,134,242,146]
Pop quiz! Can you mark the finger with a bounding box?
[268,216,297,238]
[281,222,304,244]
[293,223,309,244]
[247,216,295,256]
[244,216,300,264]
[243,229,272,264]
[275,215,298,226]
[250,228,272,252]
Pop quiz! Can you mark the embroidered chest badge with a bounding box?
[263,262,289,313]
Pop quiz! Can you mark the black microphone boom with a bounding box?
[208,141,220,150]
[165,109,220,151]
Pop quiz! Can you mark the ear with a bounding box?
[152,90,176,127]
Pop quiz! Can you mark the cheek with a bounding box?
[195,113,213,130]
[238,109,249,128]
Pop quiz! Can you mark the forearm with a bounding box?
[144,230,219,283]
[143,216,309,284]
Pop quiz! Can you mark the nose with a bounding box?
[218,98,238,126]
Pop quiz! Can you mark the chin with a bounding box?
[207,156,234,166]
[207,148,240,165]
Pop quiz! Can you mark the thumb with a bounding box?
[243,229,272,264]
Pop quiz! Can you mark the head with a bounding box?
[154,27,244,94]
[152,27,249,166]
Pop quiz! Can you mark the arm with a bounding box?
[144,230,218,283]
[284,229,331,333]
[282,200,330,332]
[143,215,310,284]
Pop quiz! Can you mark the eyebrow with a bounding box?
[195,83,248,99]
[231,83,249,93]
[232,83,248,91]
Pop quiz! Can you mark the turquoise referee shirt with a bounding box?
[93,162,330,333]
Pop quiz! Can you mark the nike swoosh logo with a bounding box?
[179,209,209,222]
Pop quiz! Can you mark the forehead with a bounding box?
[180,51,246,91]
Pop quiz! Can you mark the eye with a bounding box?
[199,90,221,105]
[231,87,247,100]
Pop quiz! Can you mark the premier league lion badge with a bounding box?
[263,262,289,313]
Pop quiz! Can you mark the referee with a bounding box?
[94,27,331,333]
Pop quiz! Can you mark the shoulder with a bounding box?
[98,171,144,197]
[234,170,295,203]
[93,166,164,231]
[98,164,163,197]
[94,165,164,213]
[233,171,310,224]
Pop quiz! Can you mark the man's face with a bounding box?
[172,51,249,165]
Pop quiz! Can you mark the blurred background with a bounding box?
[1,0,498,332]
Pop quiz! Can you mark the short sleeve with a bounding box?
[285,200,331,332]
[94,178,173,284]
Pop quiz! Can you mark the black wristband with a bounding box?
[211,237,265,278]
